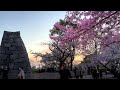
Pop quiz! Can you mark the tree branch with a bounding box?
[76,11,118,38]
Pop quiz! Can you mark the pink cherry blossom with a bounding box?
[49,11,120,56]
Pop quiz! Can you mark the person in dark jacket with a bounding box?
[74,67,79,78]
[65,67,72,79]
[2,66,9,79]
[0,65,4,79]
[91,66,98,79]
[98,67,102,79]
[79,66,83,78]
[59,64,71,79]
[87,66,91,75]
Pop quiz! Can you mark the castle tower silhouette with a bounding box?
[0,31,31,79]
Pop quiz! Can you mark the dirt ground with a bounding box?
[31,71,115,79]
[32,72,60,79]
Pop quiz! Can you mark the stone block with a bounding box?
[10,55,18,59]
[25,73,32,79]
[9,35,15,38]
[14,58,25,63]
[19,54,26,58]
[8,70,19,79]
[0,55,7,59]
[2,40,7,43]
[11,43,17,46]
[5,51,11,54]
[13,62,23,69]
[9,47,16,51]
[12,51,19,55]
[9,63,14,69]
[3,58,10,63]
[0,54,2,57]
[16,46,23,51]
[0,50,5,54]
[4,43,11,47]
[9,39,14,43]
[3,47,9,51]
[15,38,21,43]
[9,59,14,63]
[3,35,9,39]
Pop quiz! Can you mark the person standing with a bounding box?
[59,65,66,79]
[91,66,98,79]
[87,66,91,75]
[79,66,83,78]
[65,67,72,79]
[18,67,25,79]
[2,66,9,79]
[73,67,76,78]
[74,67,79,78]
[59,64,71,79]
[0,65,4,79]
[99,67,103,79]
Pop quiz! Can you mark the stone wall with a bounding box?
[0,31,32,79]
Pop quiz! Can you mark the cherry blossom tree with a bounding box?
[50,11,120,69]
[32,11,120,72]
[31,41,72,70]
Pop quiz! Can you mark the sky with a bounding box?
[0,11,84,67]
[0,11,66,53]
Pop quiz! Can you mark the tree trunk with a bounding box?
[59,61,64,70]
[70,61,73,71]
[59,61,62,70]
[70,56,74,71]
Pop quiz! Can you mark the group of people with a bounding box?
[59,64,104,79]
[0,65,25,79]
[59,64,72,79]
[59,64,85,79]
[73,66,84,79]
[73,65,103,79]
[90,66,103,79]
[73,64,120,79]
[111,64,120,79]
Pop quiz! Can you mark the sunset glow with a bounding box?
[73,54,85,65]
[0,11,66,67]
[0,11,86,67]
